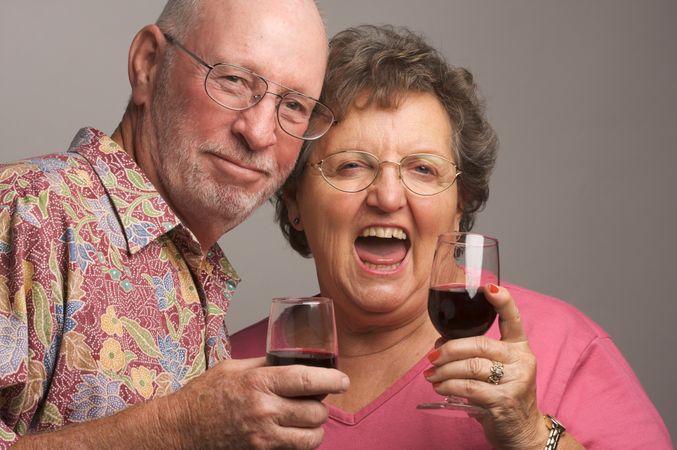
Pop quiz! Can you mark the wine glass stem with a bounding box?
[446,395,465,404]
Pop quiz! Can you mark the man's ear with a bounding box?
[283,185,303,231]
[128,24,166,106]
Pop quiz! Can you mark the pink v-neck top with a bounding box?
[230,283,672,449]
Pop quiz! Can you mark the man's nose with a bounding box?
[232,94,279,150]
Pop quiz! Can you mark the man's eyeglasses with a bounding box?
[308,150,462,196]
[163,33,335,141]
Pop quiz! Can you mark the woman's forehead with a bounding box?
[315,95,454,158]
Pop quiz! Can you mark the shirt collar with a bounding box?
[68,127,182,255]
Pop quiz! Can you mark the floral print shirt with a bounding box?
[0,128,239,447]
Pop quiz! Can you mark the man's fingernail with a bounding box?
[489,283,500,294]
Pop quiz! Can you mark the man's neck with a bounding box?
[111,104,144,174]
[111,107,223,253]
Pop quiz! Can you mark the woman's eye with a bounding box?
[414,165,433,175]
[337,161,364,171]
[409,163,437,177]
[331,159,374,178]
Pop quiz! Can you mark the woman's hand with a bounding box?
[423,284,548,450]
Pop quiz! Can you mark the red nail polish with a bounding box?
[423,367,435,378]
[489,283,500,294]
[427,349,441,363]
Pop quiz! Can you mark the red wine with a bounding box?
[428,285,496,339]
[266,348,338,369]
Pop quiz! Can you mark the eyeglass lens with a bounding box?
[163,32,334,139]
[316,151,459,196]
[205,64,333,140]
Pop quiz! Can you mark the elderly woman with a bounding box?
[231,25,671,449]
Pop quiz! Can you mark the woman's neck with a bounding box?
[327,312,439,413]
[337,312,435,358]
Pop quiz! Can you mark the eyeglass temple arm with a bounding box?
[162,33,214,70]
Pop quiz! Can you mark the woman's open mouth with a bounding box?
[354,226,411,271]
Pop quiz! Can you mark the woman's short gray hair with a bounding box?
[274,24,498,257]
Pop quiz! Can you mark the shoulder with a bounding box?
[505,284,673,446]
[0,152,95,234]
[1,151,94,211]
[501,282,615,375]
[504,282,608,342]
[229,317,268,359]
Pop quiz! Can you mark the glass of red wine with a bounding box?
[266,297,338,370]
[417,232,499,413]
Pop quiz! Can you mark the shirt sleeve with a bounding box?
[0,186,65,446]
[0,207,29,447]
[556,335,673,449]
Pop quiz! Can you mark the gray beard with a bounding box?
[149,64,289,231]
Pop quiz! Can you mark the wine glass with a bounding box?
[266,297,338,369]
[417,232,499,413]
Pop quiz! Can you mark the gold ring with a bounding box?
[487,361,504,385]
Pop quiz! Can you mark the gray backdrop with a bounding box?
[2,0,675,439]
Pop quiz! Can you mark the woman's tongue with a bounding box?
[354,236,407,268]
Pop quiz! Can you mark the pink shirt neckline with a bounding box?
[327,353,433,425]
[326,315,503,425]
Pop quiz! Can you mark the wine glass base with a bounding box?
[417,401,486,415]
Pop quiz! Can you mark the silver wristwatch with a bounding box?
[543,415,566,450]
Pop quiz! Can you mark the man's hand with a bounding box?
[165,357,349,449]
[11,357,349,450]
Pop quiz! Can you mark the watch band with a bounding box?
[543,415,566,450]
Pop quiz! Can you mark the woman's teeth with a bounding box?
[364,261,401,270]
[356,226,410,271]
[361,226,407,240]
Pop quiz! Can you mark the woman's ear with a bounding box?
[453,201,463,232]
[128,24,166,106]
[283,184,303,231]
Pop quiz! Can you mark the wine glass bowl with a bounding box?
[266,297,338,369]
[418,232,500,413]
[427,283,497,340]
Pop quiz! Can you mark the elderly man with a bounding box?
[0,0,348,448]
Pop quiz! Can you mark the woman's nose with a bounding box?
[366,163,407,212]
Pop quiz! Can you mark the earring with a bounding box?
[293,217,300,225]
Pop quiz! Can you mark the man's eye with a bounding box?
[281,98,311,116]
[283,100,301,112]
[215,74,247,87]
